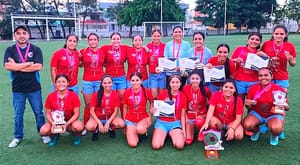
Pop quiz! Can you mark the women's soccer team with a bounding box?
[40,24,296,148]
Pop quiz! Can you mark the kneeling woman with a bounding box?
[86,75,125,141]
[152,75,187,150]
[200,79,244,141]
[123,72,154,148]
[40,74,84,147]
[243,67,288,146]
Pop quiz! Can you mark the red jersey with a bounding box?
[209,91,244,124]
[146,42,166,73]
[90,90,120,120]
[157,90,187,122]
[247,83,286,118]
[231,46,258,82]
[261,40,297,80]
[45,90,81,121]
[122,87,153,122]
[182,85,211,119]
[79,47,105,81]
[102,45,129,77]
[126,47,150,80]
[50,48,80,87]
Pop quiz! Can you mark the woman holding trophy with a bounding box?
[243,67,288,146]
[40,74,84,147]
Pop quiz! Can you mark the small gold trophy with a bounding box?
[51,111,66,133]
[203,129,224,160]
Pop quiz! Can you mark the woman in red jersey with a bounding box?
[200,79,244,141]
[40,74,84,147]
[86,75,125,141]
[50,34,80,94]
[123,72,153,148]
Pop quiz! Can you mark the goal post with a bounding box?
[142,21,184,38]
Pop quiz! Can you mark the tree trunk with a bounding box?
[129,26,133,37]
[297,20,300,34]
[82,16,86,37]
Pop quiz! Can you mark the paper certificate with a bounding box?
[244,53,269,71]
[158,57,177,72]
[203,66,226,82]
[179,57,197,71]
[153,100,175,117]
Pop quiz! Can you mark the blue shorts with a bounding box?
[82,80,101,94]
[51,83,79,95]
[112,76,127,90]
[249,110,284,124]
[149,73,166,89]
[154,119,181,133]
[126,79,149,88]
[272,80,289,89]
[100,120,108,125]
[125,120,137,126]
[188,119,194,125]
[235,80,257,94]
[208,83,221,93]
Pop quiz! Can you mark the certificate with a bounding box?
[153,100,175,118]
[158,57,177,72]
[179,57,197,71]
[244,53,269,71]
[203,66,226,82]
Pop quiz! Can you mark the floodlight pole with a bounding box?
[224,0,227,36]
[73,0,77,37]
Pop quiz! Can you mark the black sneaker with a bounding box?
[109,129,116,138]
[138,133,148,142]
[92,131,99,141]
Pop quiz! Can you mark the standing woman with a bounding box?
[146,30,166,99]
[122,72,153,148]
[261,25,297,90]
[243,67,288,145]
[206,44,236,93]
[50,34,80,94]
[164,26,191,86]
[102,32,129,118]
[182,70,211,144]
[187,31,213,65]
[231,32,263,100]
[79,33,105,133]
[152,75,187,150]
[200,79,244,141]
[126,34,151,88]
[86,75,125,140]
[40,74,84,147]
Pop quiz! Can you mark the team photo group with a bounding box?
[3,24,296,150]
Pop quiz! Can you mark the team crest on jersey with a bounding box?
[28,52,33,58]
[108,50,113,54]
[62,56,67,60]
[131,53,136,57]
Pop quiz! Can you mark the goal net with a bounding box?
[142,21,184,38]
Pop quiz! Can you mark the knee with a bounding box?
[127,140,138,148]
[269,125,282,135]
[152,141,163,150]
[136,125,147,135]
[40,123,51,136]
[235,133,244,141]
[173,141,185,150]
[85,122,96,132]
[72,121,84,132]
[243,121,255,130]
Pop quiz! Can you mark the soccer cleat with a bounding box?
[250,132,260,141]
[138,133,148,142]
[279,132,285,140]
[270,134,279,146]
[92,131,99,141]
[42,136,51,144]
[48,134,59,147]
[73,136,81,145]
[259,124,269,134]
[8,138,21,148]
[81,129,87,136]
[109,129,116,138]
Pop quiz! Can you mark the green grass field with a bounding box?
[0,34,300,165]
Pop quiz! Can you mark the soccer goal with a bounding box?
[142,21,184,38]
[11,14,81,41]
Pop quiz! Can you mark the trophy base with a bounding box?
[205,150,219,160]
[53,125,64,134]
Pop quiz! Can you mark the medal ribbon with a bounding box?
[194,47,204,63]
[172,41,181,58]
[16,43,31,63]
[89,48,99,68]
[56,91,69,111]
[273,41,284,56]
[253,83,271,100]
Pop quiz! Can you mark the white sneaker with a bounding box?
[42,136,51,144]
[81,129,87,136]
[8,138,21,148]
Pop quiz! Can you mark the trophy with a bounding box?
[272,90,287,114]
[51,111,66,133]
[203,129,224,160]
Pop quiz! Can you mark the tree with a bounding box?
[80,0,97,37]
[282,0,300,33]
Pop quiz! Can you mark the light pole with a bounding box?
[73,0,77,36]
[224,0,227,36]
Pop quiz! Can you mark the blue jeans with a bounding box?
[12,90,45,139]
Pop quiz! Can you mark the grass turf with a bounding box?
[0,34,300,165]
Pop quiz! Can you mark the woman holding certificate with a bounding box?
[164,26,191,87]
[206,44,236,93]
[86,75,125,141]
[200,79,244,141]
[182,70,211,144]
[147,30,166,99]
[152,75,187,150]
[122,72,153,148]
[50,34,80,94]
[243,67,288,146]
[126,34,151,88]
[40,74,84,147]
[79,33,105,133]
[187,31,213,65]
[231,32,263,100]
